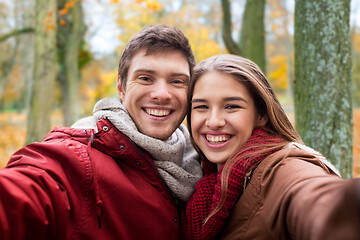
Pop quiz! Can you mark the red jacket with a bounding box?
[0,119,181,240]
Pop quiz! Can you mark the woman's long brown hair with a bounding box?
[187,54,303,223]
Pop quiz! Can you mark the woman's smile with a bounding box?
[191,70,266,167]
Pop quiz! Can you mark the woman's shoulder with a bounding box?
[243,142,342,204]
[219,143,342,239]
[283,142,340,176]
[255,142,340,179]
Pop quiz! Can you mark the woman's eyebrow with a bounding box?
[191,98,206,103]
[191,97,247,103]
[225,96,247,103]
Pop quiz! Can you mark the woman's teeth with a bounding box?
[205,135,230,144]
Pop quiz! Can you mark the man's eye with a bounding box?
[172,80,183,84]
[139,76,151,82]
[171,79,186,85]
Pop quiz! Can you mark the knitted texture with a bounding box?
[184,128,285,240]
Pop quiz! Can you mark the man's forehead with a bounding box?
[129,49,189,72]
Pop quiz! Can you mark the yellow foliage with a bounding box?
[114,2,160,47]
[186,27,222,62]
[45,24,56,32]
[98,70,118,99]
[135,0,161,6]
[42,17,52,25]
[2,65,24,102]
[59,8,68,16]
[65,1,76,8]
[144,0,162,10]
[79,62,118,115]
[60,19,67,25]
[353,109,360,177]
[0,113,26,168]
[268,55,288,91]
[271,24,280,32]
[353,32,360,53]
[59,0,80,17]
[0,111,64,169]
[114,3,223,63]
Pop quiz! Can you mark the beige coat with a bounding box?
[219,143,360,240]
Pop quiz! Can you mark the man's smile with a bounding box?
[143,107,172,117]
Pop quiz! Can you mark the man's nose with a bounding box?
[150,81,172,101]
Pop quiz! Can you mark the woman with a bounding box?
[184,54,360,240]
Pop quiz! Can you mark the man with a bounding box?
[0,25,202,240]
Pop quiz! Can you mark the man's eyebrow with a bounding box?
[133,68,155,74]
[134,69,189,78]
[171,72,190,78]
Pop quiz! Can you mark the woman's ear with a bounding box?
[257,114,268,127]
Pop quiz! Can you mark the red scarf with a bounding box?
[184,128,285,240]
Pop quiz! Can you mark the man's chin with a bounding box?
[140,128,173,140]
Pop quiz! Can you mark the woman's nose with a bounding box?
[205,110,225,129]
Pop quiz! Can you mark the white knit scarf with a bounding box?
[72,98,203,201]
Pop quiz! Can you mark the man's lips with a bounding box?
[143,107,172,117]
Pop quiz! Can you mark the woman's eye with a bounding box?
[193,105,208,110]
[225,104,241,109]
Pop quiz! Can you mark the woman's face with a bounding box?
[191,71,266,169]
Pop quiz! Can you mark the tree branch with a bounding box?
[0,27,34,42]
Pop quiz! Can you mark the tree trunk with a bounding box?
[294,0,352,178]
[220,0,242,56]
[240,0,266,73]
[221,0,266,73]
[57,0,86,126]
[26,0,57,143]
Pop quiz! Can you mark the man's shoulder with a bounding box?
[71,116,97,130]
[43,125,92,143]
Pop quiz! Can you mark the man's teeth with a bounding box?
[206,135,230,144]
[146,108,171,117]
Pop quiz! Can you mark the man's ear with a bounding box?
[117,75,125,101]
[257,114,268,127]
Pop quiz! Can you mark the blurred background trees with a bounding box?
[221,0,266,73]
[26,0,57,144]
[0,0,359,177]
[57,0,87,127]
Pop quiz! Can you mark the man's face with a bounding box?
[117,49,190,140]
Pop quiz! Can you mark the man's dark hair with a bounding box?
[118,24,196,90]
